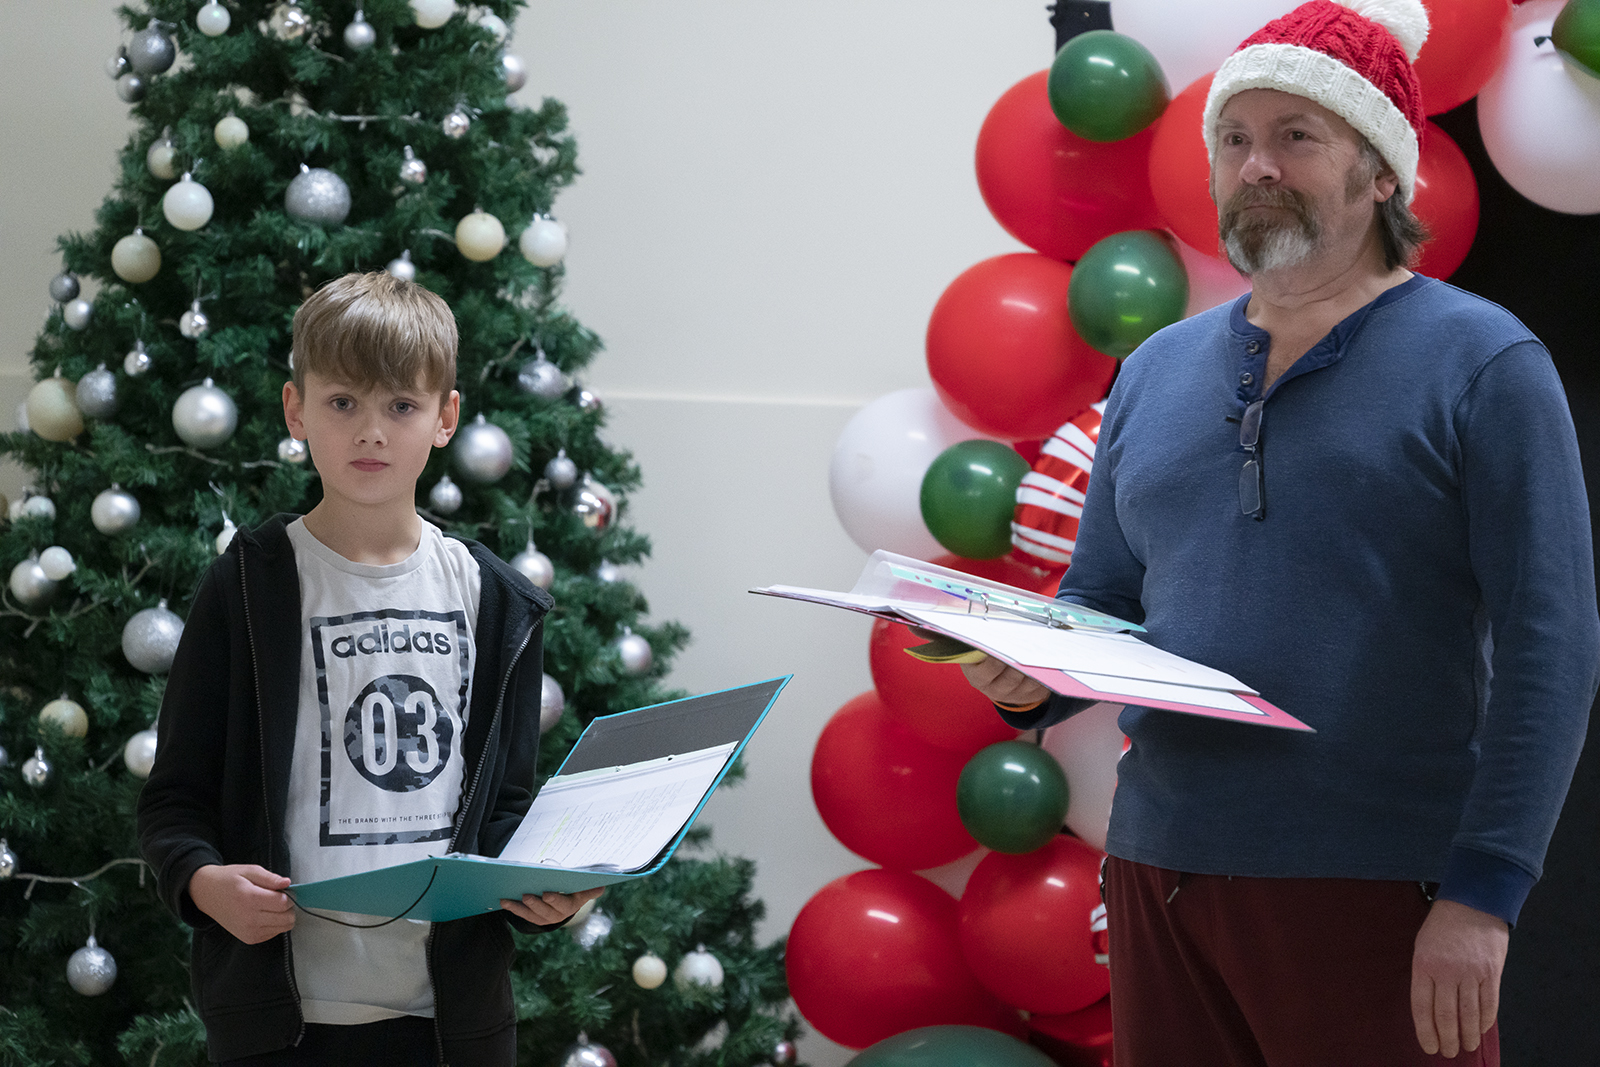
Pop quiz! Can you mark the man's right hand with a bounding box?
[960,656,1052,709]
[188,863,296,944]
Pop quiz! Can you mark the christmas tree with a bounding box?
[0,2,800,1064]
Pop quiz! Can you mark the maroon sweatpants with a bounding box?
[1103,857,1500,1067]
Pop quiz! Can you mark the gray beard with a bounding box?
[1222,222,1320,275]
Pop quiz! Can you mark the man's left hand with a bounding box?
[1410,898,1509,1058]
[501,886,606,926]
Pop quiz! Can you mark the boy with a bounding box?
[137,273,602,1066]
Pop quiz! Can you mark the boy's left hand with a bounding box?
[501,886,606,926]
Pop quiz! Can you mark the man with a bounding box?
[964,1,1600,1063]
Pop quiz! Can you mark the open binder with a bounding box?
[290,676,790,922]
[753,552,1310,732]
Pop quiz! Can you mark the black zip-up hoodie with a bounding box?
[136,515,556,1065]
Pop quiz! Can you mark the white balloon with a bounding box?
[914,846,990,899]
[828,387,1002,559]
[1478,0,1600,216]
[1040,702,1126,852]
[1175,236,1251,318]
[1110,0,1299,104]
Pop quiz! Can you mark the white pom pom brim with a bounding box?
[1337,0,1430,60]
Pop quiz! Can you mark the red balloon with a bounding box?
[976,70,1163,262]
[1031,996,1114,1067]
[926,254,1116,442]
[1414,0,1514,116]
[812,692,979,869]
[787,868,1023,1049]
[1148,74,1219,260]
[870,618,1024,754]
[1412,121,1479,280]
[959,837,1110,1015]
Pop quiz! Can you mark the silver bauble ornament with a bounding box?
[106,48,129,80]
[197,2,232,36]
[278,436,309,464]
[500,53,527,92]
[773,1039,799,1065]
[386,250,417,281]
[216,515,237,554]
[632,953,668,989]
[147,127,179,179]
[124,728,159,779]
[21,493,57,521]
[453,415,514,484]
[9,557,57,611]
[576,388,603,415]
[38,546,76,582]
[519,215,569,268]
[286,165,352,225]
[399,145,427,185]
[441,107,471,139]
[344,9,377,50]
[173,378,238,448]
[268,1,312,40]
[543,449,578,489]
[570,908,613,950]
[595,559,622,583]
[179,301,210,339]
[511,541,554,590]
[39,696,88,738]
[92,486,141,535]
[616,628,653,675]
[673,945,725,989]
[559,1035,617,1067]
[128,20,177,75]
[429,474,463,515]
[123,599,185,674]
[63,298,93,331]
[0,839,16,880]
[76,365,119,419]
[115,72,147,103]
[539,674,564,734]
[67,937,118,997]
[574,475,616,531]
[163,173,215,231]
[516,354,566,399]
[21,746,52,789]
[475,10,509,42]
[124,340,153,376]
[49,272,80,303]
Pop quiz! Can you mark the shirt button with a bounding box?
[1246,341,1262,354]
[1240,372,1254,386]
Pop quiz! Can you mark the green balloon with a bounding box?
[1047,29,1170,142]
[1554,0,1600,80]
[850,1025,1057,1067]
[920,440,1028,560]
[956,740,1069,855]
[1068,230,1189,360]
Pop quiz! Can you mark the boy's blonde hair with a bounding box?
[291,272,458,403]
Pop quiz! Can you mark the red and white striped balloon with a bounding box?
[1010,401,1107,565]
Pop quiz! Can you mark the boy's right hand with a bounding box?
[960,656,1051,709]
[188,864,296,944]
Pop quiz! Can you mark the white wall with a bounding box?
[1,6,1048,1064]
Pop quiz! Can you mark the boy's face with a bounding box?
[283,371,460,513]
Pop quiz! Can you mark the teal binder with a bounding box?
[289,676,790,923]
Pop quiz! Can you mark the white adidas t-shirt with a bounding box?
[284,518,481,1024]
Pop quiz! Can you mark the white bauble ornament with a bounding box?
[429,474,463,514]
[21,746,52,788]
[0,839,16,880]
[214,113,249,149]
[344,9,376,50]
[455,210,506,261]
[173,379,238,448]
[76,364,119,419]
[128,20,177,75]
[67,937,118,996]
[386,250,417,281]
[411,0,457,29]
[544,449,578,489]
[216,515,237,554]
[63,299,93,331]
[147,128,179,178]
[112,230,161,283]
[92,486,141,535]
[124,728,159,778]
[570,908,613,949]
[519,215,568,267]
[124,340,152,376]
[673,945,724,989]
[559,1035,617,1067]
[511,541,554,590]
[474,10,509,42]
[516,353,566,399]
[48,272,80,303]
[197,2,232,36]
[632,953,668,989]
[268,1,312,40]
[26,375,83,441]
[539,674,564,734]
[501,53,527,92]
[115,72,148,103]
[441,107,471,139]
[10,558,57,611]
[39,696,88,738]
[163,173,215,231]
[38,546,76,581]
[278,436,309,464]
[616,627,652,675]
[595,559,622,583]
[398,145,428,185]
[574,475,616,531]
[453,415,514,483]
[179,301,211,339]
[286,165,352,225]
[20,494,56,521]
[123,599,185,674]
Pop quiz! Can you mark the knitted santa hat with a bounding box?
[1202,0,1430,202]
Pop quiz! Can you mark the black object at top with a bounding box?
[1050,0,1114,52]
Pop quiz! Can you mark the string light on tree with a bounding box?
[163,173,215,231]
[172,379,238,448]
[48,272,79,303]
[112,229,162,283]
[76,364,118,420]
[26,372,83,441]
[520,215,569,268]
[286,165,352,225]
[21,746,52,789]
[196,2,231,36]
[214,113,249,149]
[67,937,118,997]
[122,600,184,674]
[539,674,564,733]
[428,474,463,514]
[39,696,88,739]
[179,300,210,339]
[343,8,376,50]
[453,415,513,483]
[91,486,141,535]
[147,127,179,178]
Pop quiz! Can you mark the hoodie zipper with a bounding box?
[427,613,540,1066]
[238,538,306,1047]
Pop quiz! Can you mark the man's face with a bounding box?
[1210,89,1393,275]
